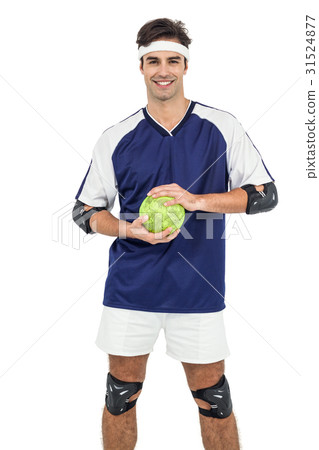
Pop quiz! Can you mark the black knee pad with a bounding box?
[105,372,143,416]
[191,374,232,419]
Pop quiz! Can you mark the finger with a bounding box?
[152,227,180,243]
[163,227,179,238]
[149,187,178,196]
[164,226,174,236]
[150,191,173,198]
[139,214,148,223]
[163,199,177,206]
[148,184,174,195]
[153,194,177,202]
[153,189,182,199]
[147,188,164,196]
[133,215,149,230]
[153,227,172,240]
[166,228,180,239]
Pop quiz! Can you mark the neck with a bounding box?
[146,96,190,130]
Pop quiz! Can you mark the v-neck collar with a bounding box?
[143,100,195,137]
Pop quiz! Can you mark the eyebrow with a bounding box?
[145,56,182,61]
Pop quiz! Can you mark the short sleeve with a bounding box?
[227,119,274,190]
[75,131,118,211]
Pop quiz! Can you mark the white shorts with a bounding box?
[95,306,230,364]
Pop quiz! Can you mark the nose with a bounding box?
[156,61,172,78]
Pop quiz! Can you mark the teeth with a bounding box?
[156,81,172,85]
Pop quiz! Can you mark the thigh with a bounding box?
[182,359,225,411]
[109,353,150,382]
[182,359,224,390]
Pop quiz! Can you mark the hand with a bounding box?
[128,215,180,245]
[147,183,199,211]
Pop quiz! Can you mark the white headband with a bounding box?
[138,40,190,61]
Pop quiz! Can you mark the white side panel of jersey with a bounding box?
[193,103,274,190]
[77,109,144,210]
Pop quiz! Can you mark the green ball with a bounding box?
[139,195,185,234]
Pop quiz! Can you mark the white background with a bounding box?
[0,0,318,449]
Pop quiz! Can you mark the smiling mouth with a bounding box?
[153,80,174,87]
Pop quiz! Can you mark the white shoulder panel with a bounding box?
[77,109,144,210]
[193,103,273,190]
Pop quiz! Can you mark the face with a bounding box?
[139,39,188,102]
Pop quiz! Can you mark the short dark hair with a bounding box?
[136,18,192,69]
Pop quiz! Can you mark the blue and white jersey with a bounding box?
[75,100,274,313]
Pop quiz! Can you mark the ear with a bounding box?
[139,60,144,75]
[183,60,189,75]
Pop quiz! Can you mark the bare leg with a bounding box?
[198,411,240,450]
[102,353,149,450]
[182,360,240,450]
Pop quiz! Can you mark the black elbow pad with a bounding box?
[72,200,106,234]
[240,182,278,215]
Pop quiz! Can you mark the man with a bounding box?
[73,18,278,450]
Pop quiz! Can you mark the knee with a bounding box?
[184,361,224,411]
[190,374,233,419]
[105,372,144,416]
[189,370,224,411]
